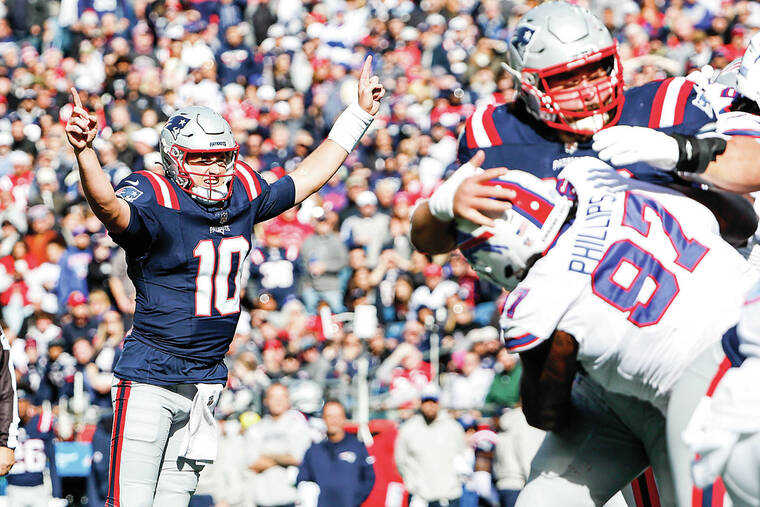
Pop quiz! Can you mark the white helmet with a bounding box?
[159,106,239,205]
[505,1,624,136]
[455,171,573,290]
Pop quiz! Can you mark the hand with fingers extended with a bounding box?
[65,87,98,152]
[357,55,385,116]
[452,151,515,228]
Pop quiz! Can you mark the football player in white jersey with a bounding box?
[673,279,760,507]
[453,156,758,506]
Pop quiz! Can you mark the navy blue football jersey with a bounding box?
[7,412,56,488]
[110,161,295,385]
[458,77,716,183]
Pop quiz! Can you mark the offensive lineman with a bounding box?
[455,157,757,506]
[64,57,384,506]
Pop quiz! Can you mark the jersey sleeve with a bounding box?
[499,259,582,353]
[457,104,508,165]
[624,78,716,135]
[109,172,164,259]
[234,161,295,224]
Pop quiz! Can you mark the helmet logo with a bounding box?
[512,25,536,60]
[165,115,191,140]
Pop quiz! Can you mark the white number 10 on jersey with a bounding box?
[193,236,250,316]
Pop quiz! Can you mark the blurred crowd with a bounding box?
[0,0,759,504]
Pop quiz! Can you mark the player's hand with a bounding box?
[358,55,385,116]
[0,446,14,476]
[592,125,680,171]
[453,151,515,228]
[65,87,98,152]
[685,64,714,90]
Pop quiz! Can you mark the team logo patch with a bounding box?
[512,25,536,60]
[338,451,356,463]
[165,115,191,140]
[115,186,144,202]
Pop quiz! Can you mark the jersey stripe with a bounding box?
[658,77,689,128]
[482,105,503,146]
[235,161,262,201]
[469,107,493,148]
[465,114,477,149]
[505,332,542,351]
[673,79,693,126]
[721,129,760,137]
[649,78,673,128]
[137,171,179,209]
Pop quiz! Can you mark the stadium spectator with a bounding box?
[246,383,312,507]
[395,384,467,507]
[297,399,375,507]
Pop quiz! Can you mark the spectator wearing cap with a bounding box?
[55,226,92,310]
[409,263,459,316]
[340,190,391,268]
[246,383,312,507]
[396,383,466,507]
[60,291,96,353]
[297,399,375,507]
[24,309,62,357]
[299,207,347,314]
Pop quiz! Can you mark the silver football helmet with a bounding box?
[505,1,624,136]
[159,106,239,205]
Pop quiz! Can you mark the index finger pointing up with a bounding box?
[70,87,83,109]
[360,55,372,83]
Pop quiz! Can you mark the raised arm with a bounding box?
[289,56,385,205]
[65,88,130,234]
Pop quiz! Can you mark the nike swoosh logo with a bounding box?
[125,179,139,186]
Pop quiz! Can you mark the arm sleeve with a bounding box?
[354,443,376,505]
[0,331,18,448]
[254,175,296,224]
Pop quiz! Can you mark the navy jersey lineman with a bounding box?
[65,56,385,507]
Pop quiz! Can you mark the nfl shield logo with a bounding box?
[219,211,229,224]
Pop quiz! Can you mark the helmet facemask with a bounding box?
[515,46,624,137]
[166,143,238,205]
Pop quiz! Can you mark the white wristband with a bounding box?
[328,102,374,153]
[428,162,483,222]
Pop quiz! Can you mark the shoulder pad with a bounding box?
[463,104,506,150]
[116,171,180,209]
[235,160,264,201]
